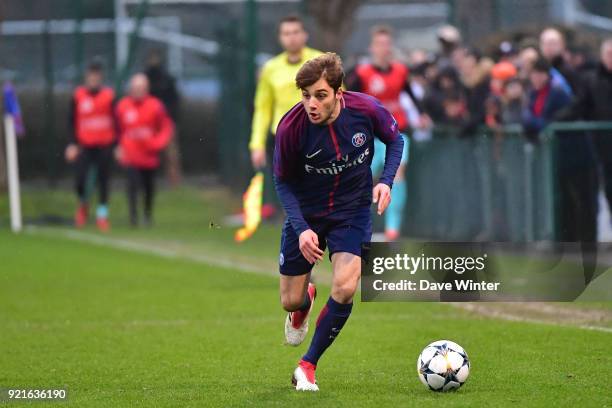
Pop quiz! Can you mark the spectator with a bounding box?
[436,25,462,69]
[345,25,427,240]
[441,89,469,127]
[144,49,181,186]
[539,29,598,243]
[501,78,525,125]
[423,66,462,123]
[556,39,612,123]
[490,60,518,96]
[115,74,174,227]
[539,27,578,94]
[522,58,571,135]
[557,38,612,218]
[64,60,116,232]
[566,44,596,75]
[457,47,493,136]
[521,58,595,243]
[486,61,522,127]
[517,43,539,80]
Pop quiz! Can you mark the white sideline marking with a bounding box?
[25,226,611,333]
[24,226,274,276]
[452,303,612,334]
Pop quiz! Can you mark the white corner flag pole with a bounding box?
[4,113,22,232]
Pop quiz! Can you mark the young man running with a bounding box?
[274,53,404,391]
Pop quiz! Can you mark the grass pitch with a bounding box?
[0,185,611,407]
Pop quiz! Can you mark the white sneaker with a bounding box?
[284,283,316,346]
[292,361,319,391]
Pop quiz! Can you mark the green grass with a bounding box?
[0,185,611,407]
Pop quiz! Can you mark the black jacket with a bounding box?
[551,55,581,94]
[145,66,179,122]
[556,63,612,121]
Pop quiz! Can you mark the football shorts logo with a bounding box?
[352,132,366,147]
[279,252,284,266]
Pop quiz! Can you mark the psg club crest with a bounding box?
[352,132,366,147]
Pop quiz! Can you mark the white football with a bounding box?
[417,340,470,391]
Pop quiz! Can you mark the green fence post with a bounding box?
[42,20,57,187]
[523,142,534,241]
[114,0,149,95]
[73,0,84,83]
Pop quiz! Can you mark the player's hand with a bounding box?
[373,183,391,215]
[64,144,80,163]
[299,229,324,264]
[250,148,266,170]
[113,146,123,163]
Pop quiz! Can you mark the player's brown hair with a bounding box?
[370,24,394,38]
[295,52,344,92]
[278,15,305,32]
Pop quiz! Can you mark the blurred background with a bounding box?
[2,0,612,244]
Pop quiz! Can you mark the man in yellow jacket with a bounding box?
[250,15,321,166]
[249,15,321,218]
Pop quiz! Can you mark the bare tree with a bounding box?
[307,0,362,52]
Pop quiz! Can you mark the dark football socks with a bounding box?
[302,296,353,365]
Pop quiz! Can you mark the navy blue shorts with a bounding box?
[279,208,372,276]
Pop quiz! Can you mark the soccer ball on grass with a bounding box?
[417,340,470,391]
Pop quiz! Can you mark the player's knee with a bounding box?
[280,295,302,312]
[331,281,358,304]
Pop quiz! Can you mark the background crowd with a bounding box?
[354,25,612,243]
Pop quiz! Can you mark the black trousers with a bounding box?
[126,167,156,225]
[558,165,598,243]
[593,135,612,209]
[75,146,112,205]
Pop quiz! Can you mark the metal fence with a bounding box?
[404,122,612,242]
[405,126,554,242]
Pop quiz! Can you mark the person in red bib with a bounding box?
[115,73,174,227]
[65,61,116,232]
[346,25,430,240]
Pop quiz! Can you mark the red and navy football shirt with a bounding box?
[273,91,404,235]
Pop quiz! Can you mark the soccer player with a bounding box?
[274,53,404,391]
[249,15,321,217]
[346,25,429,240]
[65,60,116,231]
[115,74,174,227]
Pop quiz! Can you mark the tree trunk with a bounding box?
[308,0,362,52]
